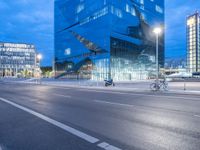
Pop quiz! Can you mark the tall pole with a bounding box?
[52,59,54,77]
[36,54,42,84]
[109,57,111,80]
[0,51,1,78]
[153,27,161,83]
[0,48,2,78]
[156,33,159,82]
[39,58,41,83]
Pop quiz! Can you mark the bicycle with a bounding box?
[150,80,168,91]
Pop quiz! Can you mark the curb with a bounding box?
[2,80,200,96]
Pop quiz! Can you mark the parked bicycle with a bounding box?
[150,79,168,91]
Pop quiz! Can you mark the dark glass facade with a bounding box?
[54,0,164,81]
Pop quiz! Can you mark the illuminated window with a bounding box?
[77,4,84,13]
[187,17,195,26]
[126,4,136,16]
[155,5,163,14]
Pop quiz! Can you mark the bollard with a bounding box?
[184,79,186,91]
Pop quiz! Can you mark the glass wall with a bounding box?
[54,0,165,81]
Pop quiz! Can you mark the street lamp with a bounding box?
[37,54,42,61]
[153,27,162,84]
[0,51,1,78]
[37,54,42,83]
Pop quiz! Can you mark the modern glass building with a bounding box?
[187,12,200,73]
[54,0,165,81]
[0,42,37,77]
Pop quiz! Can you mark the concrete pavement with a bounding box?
[2,78,200,94]
[0,82,200,149]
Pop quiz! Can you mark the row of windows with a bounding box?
[0,51,35,56]
[187,33,198,37]
[0,65,35,68]
[188,49,199,51]
[76,0,163,23]
[0,57,35,61]
[79,5,141,25]
[0,54,35,60]
[188,31,197,35]
[125,4,136,16]
[0,48,35,53]
[188,38,197,41]
[134,0,163,14]
[188,43,197,46]
[76,0,163,14]
[80,6,109,25]
[111,6,123,18]
[0,43,34,49]
[0,62,35,66]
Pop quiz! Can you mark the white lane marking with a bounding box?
[194,114,200,118]
[47,86,70,90]
[53,93,71,98]
[0,97,122,150]
[98,142,122,150]
[78,89,125,95]
[79,89,200,101]
[0,97,98,144]
[94,100,132,108]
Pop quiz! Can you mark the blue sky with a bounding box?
[165,0,200,59]
[0,0,54,66]
[0,0,199,66]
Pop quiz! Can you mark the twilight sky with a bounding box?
[0,0,199,66]
[0,0,54,66]
[165,0,200,59]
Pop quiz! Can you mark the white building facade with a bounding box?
[0,42,37,77]
[187,12,200,73]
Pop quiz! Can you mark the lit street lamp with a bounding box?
[37,54,42,83]
[0,53,1,78]
[153,27,162,84]
[37,54,42,62]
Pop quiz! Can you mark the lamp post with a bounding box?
[0,48,2,78]
[153,27,162,84]
[37,54,42,83]
[0,50,1,78]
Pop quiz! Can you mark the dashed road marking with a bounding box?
[53,93,71,98]
[94,100,132,108]
[78,89,126,95]
[194,114,200,118]
[98,142,122,150]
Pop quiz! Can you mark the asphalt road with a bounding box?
[0,82,200,150]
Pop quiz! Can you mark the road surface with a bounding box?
[0,81,200,150]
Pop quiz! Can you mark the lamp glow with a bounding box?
[153,27,162,35]
[37,54,42,60]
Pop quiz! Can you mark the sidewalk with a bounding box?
[40,79,200,95]
[1,78,200,95]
